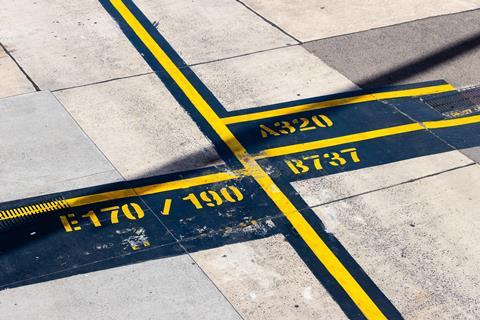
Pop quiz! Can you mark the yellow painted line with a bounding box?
[133,171,240,196]
[110,0,387,318]
[257,123,424,159]
[65,171,240,208]
[221,84,455,124]
[66,188,137,208]
[257,114,480,159]
[222,94,376,124]
[424,114,480,129]
[370,84,455,100]
[0,171,240,221]
[14,111,478,220]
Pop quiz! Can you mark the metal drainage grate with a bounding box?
[422,84,480,118]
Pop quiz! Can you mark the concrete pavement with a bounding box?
[1,1,480,319]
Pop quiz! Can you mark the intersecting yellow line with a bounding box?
[1,2,470,317]
[109,0,388,318]
[4,112,477,222]
[221,84,455,124]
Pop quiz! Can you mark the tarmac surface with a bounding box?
[1,1,480,319]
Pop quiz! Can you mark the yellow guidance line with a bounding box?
[110,0,387,318]
[257,114,480,159]
[258,123,424,159]
[66,171,240,207]
[221,84,455,125]
[424,114,480,129]
[62,111,480,210]
[7,111,477,221]
[0,171,239,222]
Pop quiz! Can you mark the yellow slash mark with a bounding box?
[161,199,172,216]
[221,84,455,124]
[110,0,388,318]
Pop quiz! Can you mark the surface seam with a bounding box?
[234,0,301,43]
[50,92,128,183]
[0,42,41,91]
[305,162,476,209]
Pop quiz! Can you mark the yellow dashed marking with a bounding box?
[0,199,70,221]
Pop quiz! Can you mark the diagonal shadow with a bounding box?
[355,31,480,89]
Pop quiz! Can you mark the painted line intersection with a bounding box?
[1,0,480,319]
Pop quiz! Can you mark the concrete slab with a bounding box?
[241,0,480,42]
[192,234,347,320]
[0,45,35,98]
[0,91,122,203]
[303,9,480,89]
[192,46,357,111]
[312,164,480,319]
[0,254,241,320]
[461,146,480,163]
[54,74,222,180]
[133,0,296,65]
[292,150,473,207]
[0,0,150,91]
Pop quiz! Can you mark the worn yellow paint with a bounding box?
[109,0,388,317]
[221,84,455,124]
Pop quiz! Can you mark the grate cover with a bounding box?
[422,85,480,118]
